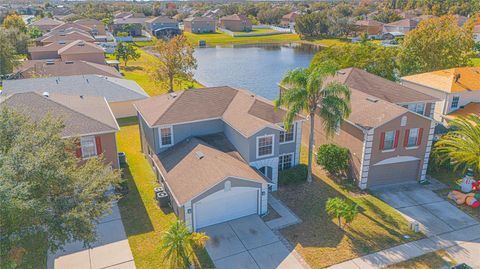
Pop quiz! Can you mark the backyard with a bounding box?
[116,117,213,269]
[184,31,300,45]
[274,146,424,268]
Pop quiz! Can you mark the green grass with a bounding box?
[232,28,278,34]
[471,57,480,67]
[299,38,351,47]
[384,250,455,269]
[274,145,424,268]
[116,118,213,269]
[184,31,300,46]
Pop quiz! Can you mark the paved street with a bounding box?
[47,203,135,269]
[200,214,305,269]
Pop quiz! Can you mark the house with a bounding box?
[401,67,480,123]
[219,14,252,32]
[112,17,147,37]
[354,19,384,35]
[35,30,95,46]
[183,16,215,34]
[134,86,304,230]
[301,68,436,189]
[74,19,106,35]
[474,25,480,42]
[0,92,120,169]
[11,60,122,79]
[145,16,180,38]
[114,12,145,19]
[31,17,63,32]
[383,18,419,34]
[50,22,95,36]
[280,12,297,27]
[2,75,149,118]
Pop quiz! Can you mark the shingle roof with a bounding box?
[28,42,69,52]
[13,60,123,79]
[134,86,302,137]
[37,31,95,43]
[153,135,266,205]
[32,17,63,26]
[385,18,418,28]
[114,17,148,24]
[332,68,438,103]
[355,19,383,27]
[50,22,93,33]
[2,75,149,103]
[57,40,104,55]
[184,16,215,22]
[401,67,480,93]
[146,16,177,23]
[445,102,480,121]
[0,92,119,137]
[220,14,250,22]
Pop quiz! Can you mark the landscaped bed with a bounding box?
[274,146,424,268]
[116,117,213,269]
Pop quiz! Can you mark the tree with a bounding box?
[0,108,120,266]
[275,63,351,183]
[398,15,475,76]
[311,43,400,81]
[151,35,197,93]
[434,114,480,175]
[317,144,349,176]
[114,42,140,67]
[160,221,209,269]
[0,31,19,77]
[3,27,30,54]
[28,26,43,39]
[325,197,359,230]
[3,14,26,32]
[295,12,330,38]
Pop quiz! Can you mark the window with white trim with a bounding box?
[279,124,295,143]
[278,153,293,171]
[407,128,419,147]
[80,136,97,158]
[257,135,274,157]
[383,131,395,150]
[404,103,425,115]
[451,96,460,109]
[160,127,173,146]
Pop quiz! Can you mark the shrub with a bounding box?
[316,144,349,176]
[278,164,307,186]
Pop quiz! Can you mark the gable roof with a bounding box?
[282,12,297,20]
[184,16,215,22]
[13,60,123,79]
[37,31,95,43]
[32,17,63,26]
[2,75,149,103]
[385,18,418,28]
[153,135,266,205]
[355,19,383,27]
[0,92,119,137]
[50,22,93,33]
[332,68,438,103]
[57,40,104,55]
[134,86,302,137]
[220,14,250,22]
[401,67,480,93]
[28,41,70,53]
[146,16,177,24]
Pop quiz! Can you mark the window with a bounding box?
[404,128,423,147]
[160,127,173,146]
[335,120,341,135]
[278,153,293,171]
[381,130,396,150]
[279,124,295,143]
[451,96,460,109]
[259,166,273,179]
[257,135,274,157]
[404,103,425,115]
[80,136,97,158]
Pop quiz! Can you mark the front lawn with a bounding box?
[184,31,300,46]
[116,118,213,269]
[274,146,423,268]
[385,250,455,269]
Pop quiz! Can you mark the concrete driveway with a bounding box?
[372,184,478,237]
[47,203,135,269]
[200,215,304,269]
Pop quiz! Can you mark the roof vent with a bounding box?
[46,60,55,65]
[65,61,74,64]
[366,97,378,103]
[195,151,205,160]
[79,95,84,99]
[42,92,49,97]
[337,71,346,75]
[78,41,85,46]
[169,92,177,98]
[59,41,66,44]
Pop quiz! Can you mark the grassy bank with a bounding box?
[184,31,301,46]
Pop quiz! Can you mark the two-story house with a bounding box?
[401,67,480,123]
[302,68,437,189]
[134,86,303,231]
[145,16,180,38]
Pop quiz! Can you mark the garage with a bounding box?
[194,187,259,230]
[368,160,421,187]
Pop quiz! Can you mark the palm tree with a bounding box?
[434,114,480,174]
[275,64,351,183]
[160,221,209,269]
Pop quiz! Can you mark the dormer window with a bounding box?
[404,103,425,115]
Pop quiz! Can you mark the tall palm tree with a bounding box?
[434,114,480,174]
[160,221,209,269]
[275,64,351,183]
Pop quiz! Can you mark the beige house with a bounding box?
[301,68,437,189]
[219,14,252,32]
[31,17,63,32]
[355,19,384,35]
[35,30,95,46]
[12,60,122,79]
[0,92,120,169]
[401,67,480,123]
[183,17,215,34]
[28,40,106,64]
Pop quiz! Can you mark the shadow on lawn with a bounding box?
[123,66,144,72]
[118,163,155,236]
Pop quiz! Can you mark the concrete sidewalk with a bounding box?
[265,194,301,230]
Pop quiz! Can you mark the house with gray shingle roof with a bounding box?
[0,92,120,169]
[2,75,149,118]
[134,86,304,231]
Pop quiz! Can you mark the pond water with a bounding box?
[193,43,318,100]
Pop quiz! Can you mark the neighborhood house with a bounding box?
[183,16,215,34]
[219,14,252,32]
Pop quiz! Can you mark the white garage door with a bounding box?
[194,187,259,230]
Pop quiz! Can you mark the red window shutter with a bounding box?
[76,142,82,158]
[95,136,103,155]
[404,129,410,147]
[379,132,385,150]
[393,130,400,148]
[417,128,424,146]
